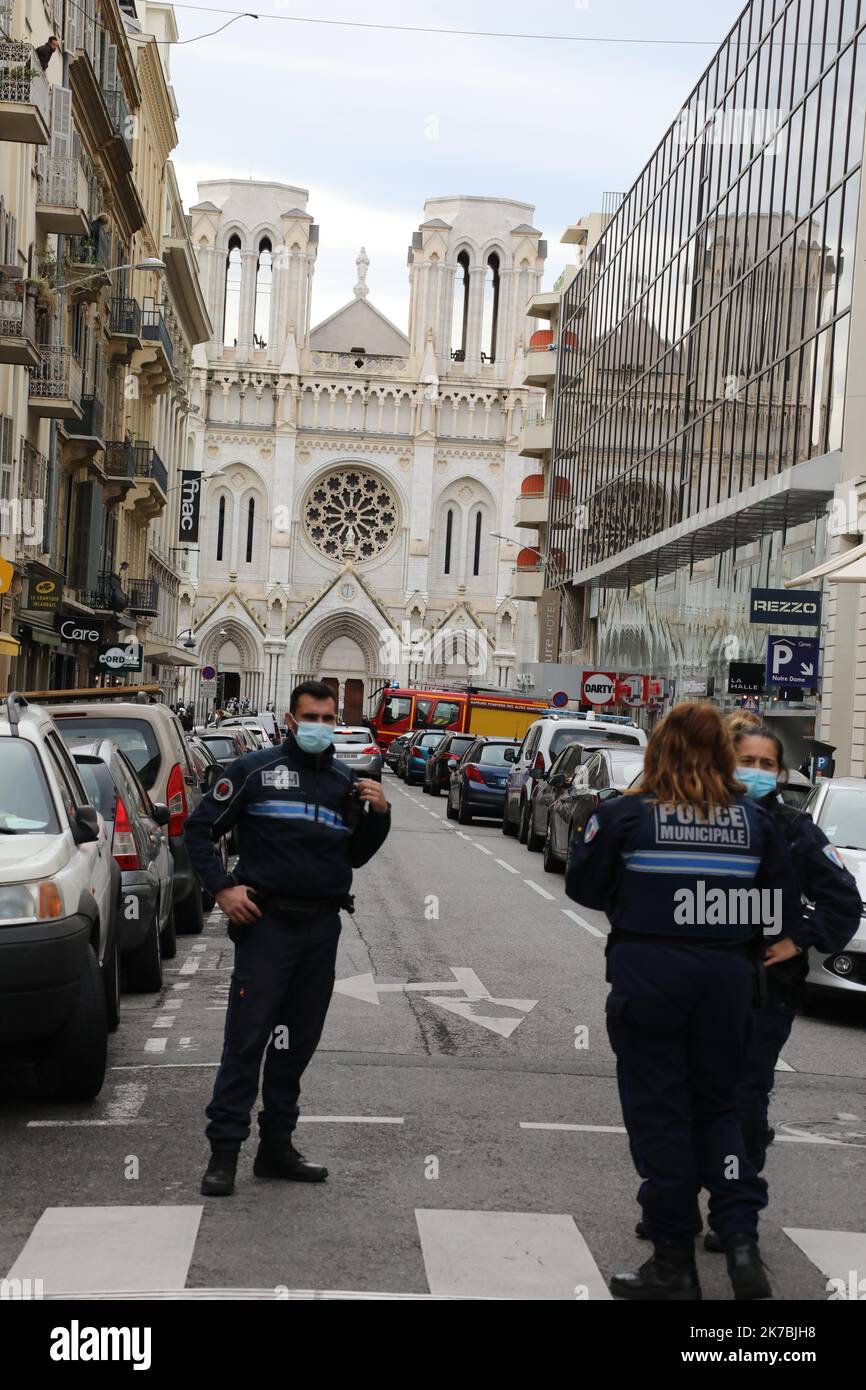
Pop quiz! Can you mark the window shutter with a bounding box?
[50,85,72,157]
[5,212,17,267]
[0,416,13,503]
[103,43,118,93]
[64,2,81,55]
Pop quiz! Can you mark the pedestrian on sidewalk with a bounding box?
[185,679,391,1197]
[565,702,801,1301]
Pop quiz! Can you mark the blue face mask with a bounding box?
[294,721,335,755]
[738,766,778,801]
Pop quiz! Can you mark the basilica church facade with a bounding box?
[180,180,547,721]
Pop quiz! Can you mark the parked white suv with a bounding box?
[503,711,647,842]
[0,694,120,1099]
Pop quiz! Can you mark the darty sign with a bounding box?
[581,671,617,706]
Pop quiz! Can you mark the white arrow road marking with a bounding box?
[335,966,491,1005]
[5,1207,203,1295]
[784,1229,866,1291]
[416,1210,611,1300]
[424,995,538,1038]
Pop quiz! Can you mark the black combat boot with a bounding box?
[724,1233,772,1300]
[703,1231,724,1253]
[253,1137,328,1183]
[610,1243,701,1301]
[201,1148,238,1197]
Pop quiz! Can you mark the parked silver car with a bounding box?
[801,777,866,1002]
[333,726,383,780]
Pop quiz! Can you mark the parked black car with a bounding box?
[384,733,411,772]
[71,740,175,991]
[537,743,645,872]
[446,737,521,824]
[423,731,475,796]
[400,729,446,785]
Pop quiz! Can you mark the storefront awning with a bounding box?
[785,539,866,586]
[144,643,199,668]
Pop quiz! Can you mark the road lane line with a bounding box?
[4,1206,203,1295]
[179,958,200,976]
[473,843,493,855]
[416,1210,611,1300]
[297,1116,404,1124]
[172,982,191,990]
[153,1015,176,1028]
[524,880,555,900]
[521,1122,627,1133]
[144,1038,167,1053]
[494,858,520,873]
[562,908,604,937]
[192,944,207,952]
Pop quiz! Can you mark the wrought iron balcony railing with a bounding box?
[0,287,36,345]
[63,391,103,440]
[19,438,48,502]
[141,307,173,366]
[104,439,134,479]
[0,39,49,116]
[29,344,83,402]
[101,86,132,153]
[66,222,110,268]
[110,296,141,337]
[132,442,167,493]
[125,577,158,615]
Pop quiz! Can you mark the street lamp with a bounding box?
[490,531,547,560]
[52,257,167,294]
[176,629,196,651]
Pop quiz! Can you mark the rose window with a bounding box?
[303,468,398,560]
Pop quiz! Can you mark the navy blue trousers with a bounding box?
[736,1000,795,1172]
[606,941,768,1243]
[205,910,342,1148]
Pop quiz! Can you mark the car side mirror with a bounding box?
[72,805,100,844]
[529,767,545,781]
[447,757,458,768]
[597,787,620,802]
[549,772,564,789]
[150,802,170,827]
[503,747,516,762]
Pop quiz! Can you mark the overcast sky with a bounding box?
[169,0,748,330]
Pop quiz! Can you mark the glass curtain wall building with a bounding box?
[550,0,866,767]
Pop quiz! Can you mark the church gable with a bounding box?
[310,298,410,356]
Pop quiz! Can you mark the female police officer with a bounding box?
[566,703,801,1301]
[724,725,860,1188]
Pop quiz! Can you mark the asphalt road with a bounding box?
[2,769,866,1301]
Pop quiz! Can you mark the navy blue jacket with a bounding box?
[566,792,801,945]
[185,733,391,900]
[761,793,860,955]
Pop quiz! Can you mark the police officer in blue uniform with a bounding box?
[566,703,801,1301]
[727,726,860,1179]
[186,680,391,1197]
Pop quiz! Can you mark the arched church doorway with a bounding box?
[344,678,364,725]
[221,672,241,703]
[318,634,366,722]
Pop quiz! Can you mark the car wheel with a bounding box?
[429,782,441,797]
[37,945,107,1101]
[518,799,531,844]
[125,909,163,992]
[543,824,563,874]
[502,796,518,836]
[102,925,121,1034]
[526,806,544,853]
[175,878,205,935]
[160,903,177,960]
[446,789,458,820]
[421,779,430,794]
[457,792,473,825]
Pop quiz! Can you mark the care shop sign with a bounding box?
[54,616,103,648]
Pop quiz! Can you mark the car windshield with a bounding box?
[56,717,161,791]
[549,729,600,758]
[0,740,60,833]
[417,733,444,748]
[446,738,474,756]
[202,737,240,760]
[608,754,645,785]
[478,744,520,765]
[816,787,866,849]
